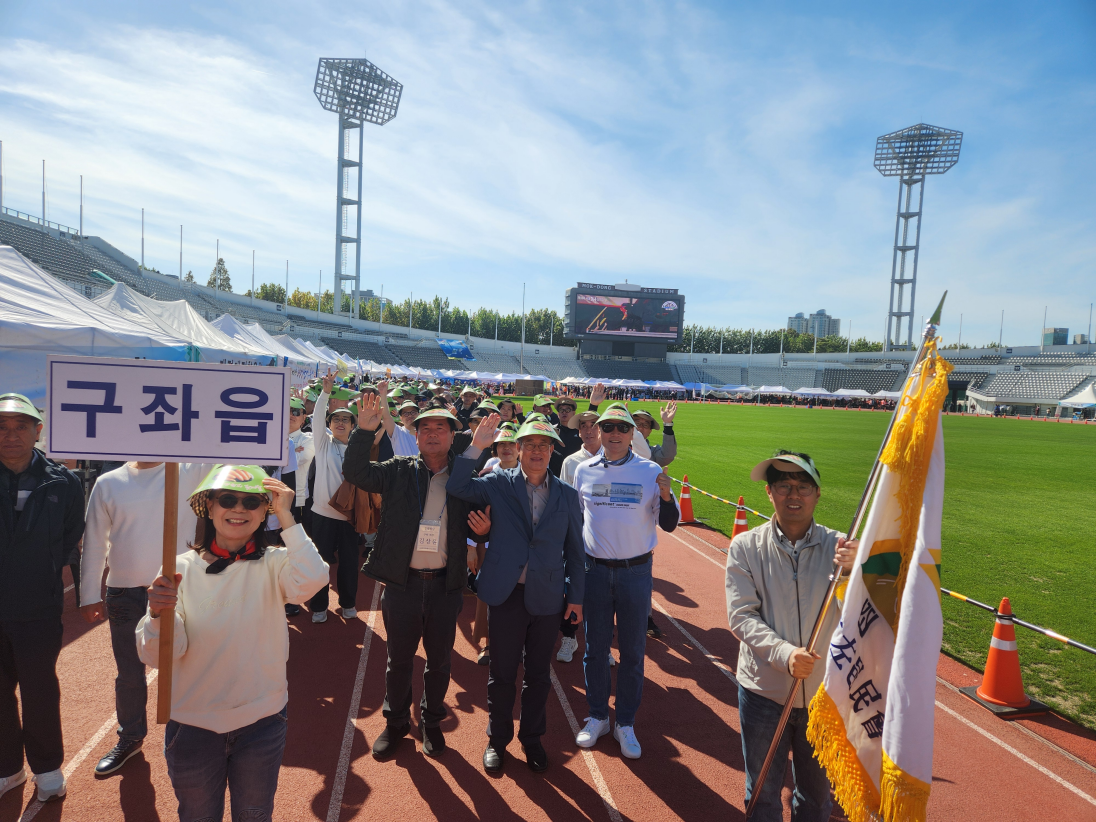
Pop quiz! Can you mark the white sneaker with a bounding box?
[614,724,642,759]
[575,716,611,749]
[0,768,27,798]
[341,608,358,619]
[556,636,579,662]
[312,610,328,623]
[608,652,617,667]
[32,769,66,802]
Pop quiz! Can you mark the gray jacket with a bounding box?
[647,430,676,468]
[725,518,842,708]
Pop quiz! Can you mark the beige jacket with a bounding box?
[725,518,842,708]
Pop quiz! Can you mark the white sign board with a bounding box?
[46,356,291,465]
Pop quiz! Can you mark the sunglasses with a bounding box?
[214,493,266,511]
[290,409,305,416]
[599,422,633,433]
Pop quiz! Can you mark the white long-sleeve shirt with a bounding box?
[136,523,329,733]
[289,429,314,504]
[310,391,349,521]
[391,423,419,457]
[81,463,211,606]
[560,445,601,487]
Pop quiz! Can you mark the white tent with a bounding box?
[874,390,903,400]
[793,387,836,398]
[718,384,753,393]
[757,385,794,395]
[832,388,874,398]
[1059,382,1096,408]
[274,335,323,361]
[95,283,275,365]
[0,245,189,403]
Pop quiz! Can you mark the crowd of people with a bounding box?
[0,373,857,822]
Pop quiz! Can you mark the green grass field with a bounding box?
[538,398,1096,728]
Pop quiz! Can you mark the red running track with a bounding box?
[2,525,1095,821]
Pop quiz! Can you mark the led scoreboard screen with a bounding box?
[564,283,684,343]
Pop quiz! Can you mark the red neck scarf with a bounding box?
[205,538,263,574]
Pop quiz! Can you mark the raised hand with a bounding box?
[660,399,678,425]
[322,371,335,395]
[471,412,500,450]
[376,379,390,400]
[354,392,383,432]
[590,383,606,405]
[468,505,492,537]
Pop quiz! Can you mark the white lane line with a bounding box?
[934,701,1096,808]
[650,600,737,684]
[325,581,382,822]
[19,670,158,822]
[550,666,623,822]
[664,528,725,570]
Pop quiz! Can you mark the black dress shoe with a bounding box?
[522,741,548,773]
[422,725,446,758]
[285,604,301,617]
[372,724,409,760]
[483,741,506,774]
[94,739,143,777]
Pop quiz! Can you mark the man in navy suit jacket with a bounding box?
[447,414,584,775]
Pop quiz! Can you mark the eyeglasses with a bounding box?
[599,423,633,434]
[290,409,305,416]
[770,483,817,497]
[214,493,266,511]
[520,442,553,453]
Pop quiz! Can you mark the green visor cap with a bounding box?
[0,393,43,423]
[532,394,554,408]
[189,465,272,517]
[493,426,519,445]
[631,409,660,430]
[523,411,550,424]
[289,397,305,411]
[515,418,563,445]
[305,389,321,402]
[476,400,500,411]
[749,454,821,487]
[412,408,460,431]
[460,386,478,396]
[397,400,420,413]
[595,403,636,427]
[328,386,358,401]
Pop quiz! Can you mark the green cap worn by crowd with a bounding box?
[328,386,358,401]
[0,393,43,423]
[289,397,305,411]
[555,396,577,410]
[397,400,420,414]
[412,408,460,431]
[306,388,321,402]
[532,394,554,408]
[189,465,273,517]
[595,403,635,427]
[750,453,821,487]
[493,425,519,445]
[523,411,550,425]
[515,417,563,445]
[460,385,478,396]
[477,400,500,411]
[631,409,660,430]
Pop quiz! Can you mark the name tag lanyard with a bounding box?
[415,465,447,553]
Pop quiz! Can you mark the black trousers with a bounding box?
[487,585,562,746]
[0,618,64,776]
[381,575,463,729]
[309,513,360,611]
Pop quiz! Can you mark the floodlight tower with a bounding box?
[314,57,403,318]
[874,123,962,350]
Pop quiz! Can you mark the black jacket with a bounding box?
[343,427,472,593]
[0,452,85,621]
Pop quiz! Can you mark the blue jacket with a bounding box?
[446,457,584,616]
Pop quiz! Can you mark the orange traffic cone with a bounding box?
[679,474,697,523]
[961,597,1048,718]
[730,497,749,541]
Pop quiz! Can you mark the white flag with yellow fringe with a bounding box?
[807,337,953,822]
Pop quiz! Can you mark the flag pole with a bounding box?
[744,292,947,819]
[156,462,180,724]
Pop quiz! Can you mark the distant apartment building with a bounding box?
[1042,327,1068,347]
[788,310,840,337]
[787,312,809,333]
[1072,333,1089,345]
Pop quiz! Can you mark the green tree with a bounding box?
[207,258,231,292]
[183,270,194,283]
[288,287,317,311]
[245,282,287,304]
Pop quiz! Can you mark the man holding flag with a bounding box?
[725,451,858,821]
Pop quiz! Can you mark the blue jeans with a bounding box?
[738,684,833,822]
[105,586,148,743]
[164,706,287,822]
[582,557,652,727]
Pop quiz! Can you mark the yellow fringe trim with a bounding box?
[807,686,882,822]
[878,339,953,625]
[880,748,931,822]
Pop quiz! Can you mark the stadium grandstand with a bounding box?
[2,207,1094,416]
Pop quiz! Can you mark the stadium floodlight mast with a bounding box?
[314,57,403,319]
[874,123,962,351]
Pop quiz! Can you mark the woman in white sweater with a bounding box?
[136,465,328,822]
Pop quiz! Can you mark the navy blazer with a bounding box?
[446,457,585,616]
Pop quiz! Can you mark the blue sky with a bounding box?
[1,1,1093,346]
